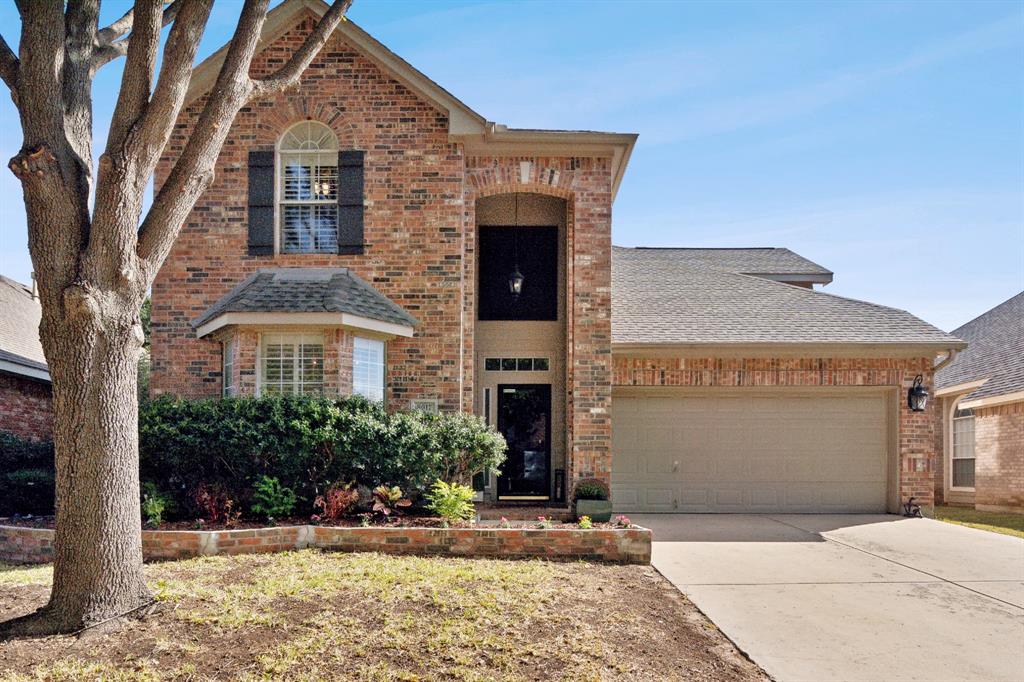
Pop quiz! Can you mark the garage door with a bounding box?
[611,390,891,513]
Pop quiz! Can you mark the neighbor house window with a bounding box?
[952,407,976,489]
[260,332,324,395]
[222,338,236,397]
[278,121,338,254]
[353,337,385,402]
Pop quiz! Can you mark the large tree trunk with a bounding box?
[44,292,149,632]
[9,280,150,635]
[0,0,352,638]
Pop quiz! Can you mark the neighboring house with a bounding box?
[0,275,52,441]
[151,0,963,513]
[934,293,1023,513]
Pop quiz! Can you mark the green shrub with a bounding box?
[141,482,168,528]
[573,478,609,501]
[0,431,55,516]
[138,395,506,520]
[251,475,297,521]
[425,479,476,524]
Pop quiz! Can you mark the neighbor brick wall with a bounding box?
[613,356,939,509]
[0,373,52,441]
[973,401,1024,512]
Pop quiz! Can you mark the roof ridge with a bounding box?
[951,290,1024,336]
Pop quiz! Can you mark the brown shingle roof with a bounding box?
[936,292,1024,401]
[0,275,48,377]
[611,247,962,348]
[192,268,419,330]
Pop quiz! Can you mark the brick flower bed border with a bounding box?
[1,524,651,566]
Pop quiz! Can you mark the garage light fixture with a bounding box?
[907,375,929,412]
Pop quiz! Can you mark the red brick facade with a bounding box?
[613,356,939,509]
[0,524,651,565]
[150,15,616,493]
[0,373,52,442]
[974,402,1024,511]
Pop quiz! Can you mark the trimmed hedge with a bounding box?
[140,395,506,519]
[0,431,55,516]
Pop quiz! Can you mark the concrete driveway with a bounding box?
[635,514,1024,682]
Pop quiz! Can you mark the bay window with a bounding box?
[353,337,385,402]
[260,332,324,396]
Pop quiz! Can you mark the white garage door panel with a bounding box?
[612,391,889,513]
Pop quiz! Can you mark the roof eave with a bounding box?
[194,311,416,339]
[611,341,966,358]
[0,357,51,383]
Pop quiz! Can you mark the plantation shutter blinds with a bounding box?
[247,150,276,256]
[337,150,365,254]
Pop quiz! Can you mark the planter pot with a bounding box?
[575,499,613,523]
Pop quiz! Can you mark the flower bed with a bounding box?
[0,523,651,565]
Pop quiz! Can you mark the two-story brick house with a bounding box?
[152,0,966,513]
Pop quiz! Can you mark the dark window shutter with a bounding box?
[247,150,275,256]
[337,150,364,255]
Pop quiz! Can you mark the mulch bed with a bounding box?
[1,515,629,531]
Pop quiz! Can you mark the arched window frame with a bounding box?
[276,121,339,254]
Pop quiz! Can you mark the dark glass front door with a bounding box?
[497,384,551,500]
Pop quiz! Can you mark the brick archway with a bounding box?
[257,102,361,148]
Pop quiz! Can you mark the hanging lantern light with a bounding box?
[907,374,929,412]
[508,193,524,297]
[508,266,525,296]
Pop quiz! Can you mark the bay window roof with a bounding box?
[192,268,418,338]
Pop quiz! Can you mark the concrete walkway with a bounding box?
[636,514,1024,682]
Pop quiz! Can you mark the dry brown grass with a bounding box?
[0,551,766,681]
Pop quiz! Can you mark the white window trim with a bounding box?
[950,410,976,492]
[946,397,977,493]
[275,121,339,255]
[256,331,326,397]
[352,336,386,404]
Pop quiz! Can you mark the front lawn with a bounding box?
[934,505,1024,539]
[0,552,765,681]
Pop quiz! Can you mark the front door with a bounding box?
[497,384,551,500]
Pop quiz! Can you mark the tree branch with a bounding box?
[252,0,353,96]
[97,1,181,44]
[93,1,183,69]
[136,0,351,274]
[0,34,19,95]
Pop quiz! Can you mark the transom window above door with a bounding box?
[278,121,338,254]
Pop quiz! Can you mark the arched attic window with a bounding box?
[278,121,339,254]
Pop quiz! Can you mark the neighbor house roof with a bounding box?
[192,268,419,338]
[935,292,1024,406]
[182,0,636,198]
[621,247,833,284]
[0,275,49,382]
[611,246,964,350]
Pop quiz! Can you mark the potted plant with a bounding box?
[573,478,612,523]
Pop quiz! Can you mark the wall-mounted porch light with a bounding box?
[907,374,929,412]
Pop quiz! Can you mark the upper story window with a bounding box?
[278,121,339,254]
[477,225,558,321]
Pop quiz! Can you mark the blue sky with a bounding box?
[0,0,1021,331]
